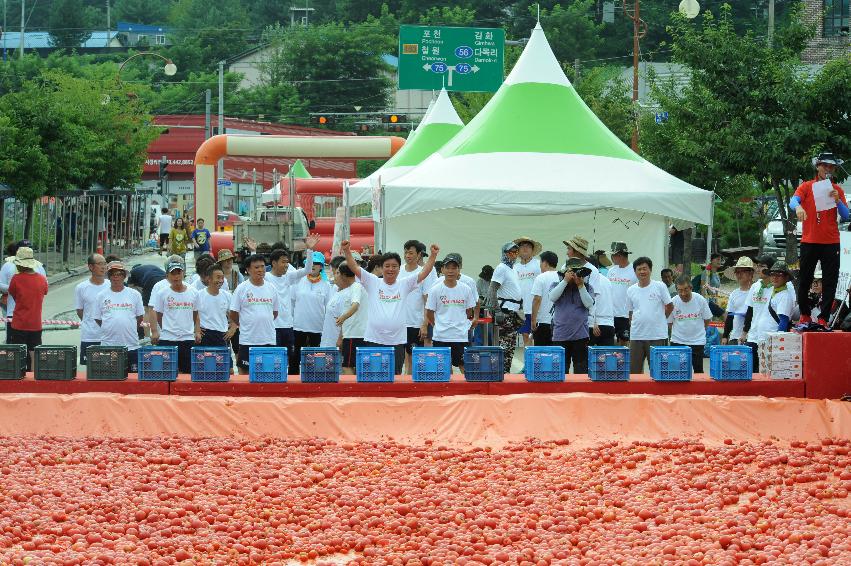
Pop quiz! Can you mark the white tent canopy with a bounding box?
[373,23,712,272]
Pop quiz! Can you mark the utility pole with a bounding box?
[204,89,211,140]
[106,0,111,46]
[19,0,24,59]
[218,61,224,194]
[624,0,646,153]
[767,0,775,45]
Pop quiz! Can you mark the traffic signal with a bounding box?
[353,122,377,133]
[385,123,411,132]
[157,156,168,190]
[382,114,407,124]
[312,114,336,126]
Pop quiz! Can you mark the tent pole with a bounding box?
[379,184,386,253]
[706,191,715,264]
[342,180,350,243]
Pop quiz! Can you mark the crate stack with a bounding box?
[759,332,803,380]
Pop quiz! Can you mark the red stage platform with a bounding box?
[0,372,805,398]
[803,332,851,400]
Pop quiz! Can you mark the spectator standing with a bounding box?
[320,256,349,349]
[0,241,46,338]
[292,251,332,365]
[195,265,237,350]
[809,263,824,321]
[626,256,674,374]
[790,152,848,325]
[721,257,755,345]
[530,251,560,347]
[668,275,713,373]
[669,225,684,273]
[426,253,478,371]
[341,240,439,376]
[741,255,794,371]
[488,242,524,373]
[589,273,616,347]
[592,250,612,276]
[168,217,191,258]
[549,258,594,374]
[152,258,199,374]
[229,255,281,374]
[127,263,166,342]
[157,208,173,255]
[216,249,244,294]
[74,254,107,365]
[698,253,725,317]
[191,218,212,261]
[513,237,542,348]
[473,265,494,346]
[94,262,144,373]
[607,242,638,345]
[431,253,480,342]
[7,247,49,371]
[400,240,437,371]
[660,269,676,297]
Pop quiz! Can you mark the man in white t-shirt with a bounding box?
[157,208,173,255]
[152,258,199,374]
[626,256,674,374]
[94,261,145,373]
[530,251,560,347]
[335,262,367,374]
[607,242,638,345]
[668,275,713,373]
[741,255,795,372]
[399,240,438,372]
[230,254,281,374]
[426,254,478,370]
[487,241,525,373]
[589,273,616,347]
[513,236,542,347]
[195,264,236,354]
[75,253,107,365]
[341,239,439,376]
[430,253,480,342]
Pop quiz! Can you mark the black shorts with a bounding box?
[80,341,100,365]
[614,317,630,341]
[341,337,364,368]
[405,327,423,353]
[8,327,42,352]
[432,340,467,368]
[238,344,274,369]
[159,234,169,247]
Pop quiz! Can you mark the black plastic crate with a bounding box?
[0,345,28,380]
[34,346,78,381]
[86,346,128,381]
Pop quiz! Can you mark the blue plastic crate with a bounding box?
[355,347,395,383]
[709,346,753,381]
[411,347,452,382]
[524,346,565,382]
[249,347,288,383]
[190,347,231,382]
[137,346,179,382]
[649,346,693,382]
[464,346,504,382]
[587,346,630,381]
[301,347,341,383]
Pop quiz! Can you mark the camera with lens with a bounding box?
[559,266,592,279]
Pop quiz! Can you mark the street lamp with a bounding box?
[117,52,177,86]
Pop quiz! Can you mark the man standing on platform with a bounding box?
[607,242,637,345]
[668,275,713,374]
[790,152,848,326]
[75,254,107,366]
[513,236,542,348]
[400,240,437,372]
[530,251,560,347]
[626,256,673,374]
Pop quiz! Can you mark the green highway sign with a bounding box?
[398,25,505,92]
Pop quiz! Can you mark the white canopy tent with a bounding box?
[374,23,713,273]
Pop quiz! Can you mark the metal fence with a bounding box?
[0,190,152,276]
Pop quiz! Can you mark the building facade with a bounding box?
[802,0,850,62]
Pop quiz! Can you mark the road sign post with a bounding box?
[398,25,505,92]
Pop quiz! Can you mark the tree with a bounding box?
[538,1,604,64]
[261,22,394,114]
[49,0,93,48]
[639,5,850,263]
[114,0,170,25]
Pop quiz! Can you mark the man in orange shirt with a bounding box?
[789,152,848,325]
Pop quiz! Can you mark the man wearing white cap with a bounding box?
[513,236,542,348]
[790,151,848,325]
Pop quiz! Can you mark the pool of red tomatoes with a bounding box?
[0,436,849,565]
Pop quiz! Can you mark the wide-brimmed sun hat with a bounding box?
[513,236,542,256]
[216,249,235,264]
[563,235,589,257]
[13,247,41,270]
[723,256,755,280]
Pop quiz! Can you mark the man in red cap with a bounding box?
[789,152,848,325]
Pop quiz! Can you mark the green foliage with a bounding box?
[114,0,171,25]
[537,1,604,63]
[418,6,477,26]
[260,22,394,112]
[573,66,633,145]
[167,0,252,71]
[49,0,93,48]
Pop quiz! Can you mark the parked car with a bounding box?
[216,211,250,229]
[761,199,849,259]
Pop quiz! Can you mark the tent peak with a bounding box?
[505,23,571,88]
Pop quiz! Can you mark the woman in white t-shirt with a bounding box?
[94,262,145,373]
[292,251,332,367]
[668,275,713,373]
[487,241,524,373]
[341,239,439,375]
[722,258,754,345]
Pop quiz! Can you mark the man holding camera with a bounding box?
[549,258,595,374]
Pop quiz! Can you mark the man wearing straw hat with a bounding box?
[94,261,145,373]
[7,247,49,371]
[513,236,542,348]
[790,151,848,326]
[564,235,614,347]
[721,256,755,345]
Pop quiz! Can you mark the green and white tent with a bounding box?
[376,23,713,272]
[348,88,464,205]
[261,158,312,204]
